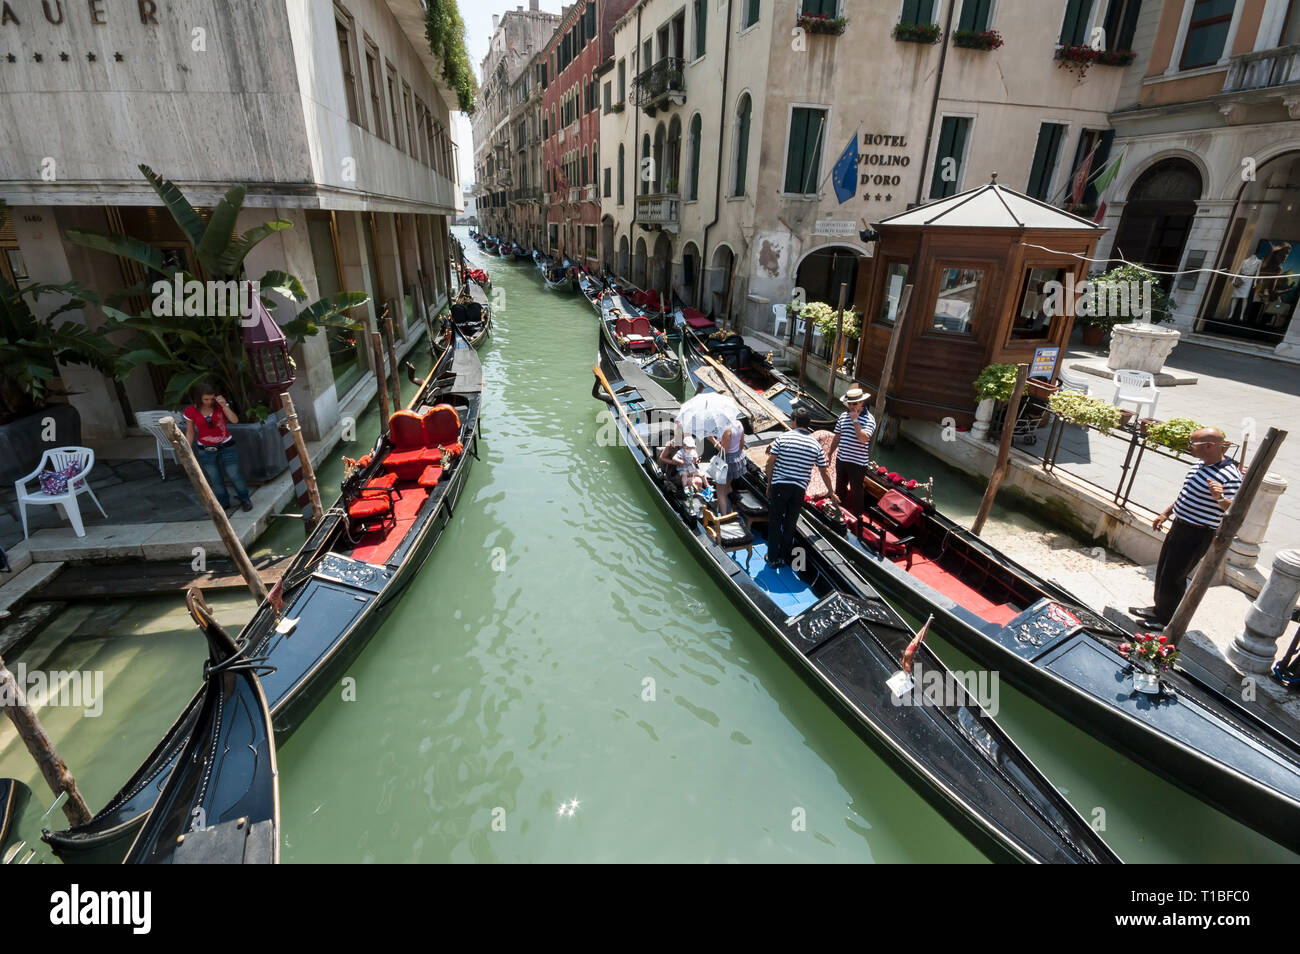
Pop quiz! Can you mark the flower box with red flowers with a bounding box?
[1117,633,1179,693]
[796,12,847,36]
[952,28,1003,50]
[893,22,942,44]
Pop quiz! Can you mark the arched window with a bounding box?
[641,133,652,196]
[667,115,682,194]
[732,93,751,197]
[618,143,626,204]
[687,113,702,201]
[653,122,666,193]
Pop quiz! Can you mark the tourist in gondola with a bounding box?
[763,406,840,568]
[828,386,875,518]
[660,433,708,492]
[714,420,745,515]
[1131,426,1243,627]
[183,382,253,512]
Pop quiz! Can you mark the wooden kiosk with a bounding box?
[854,178,1105,426]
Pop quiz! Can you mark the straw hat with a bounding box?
[842,386,871,406]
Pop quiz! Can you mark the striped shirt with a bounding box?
[1172,458,1243,529]
[769,429,828,489]
[834,410,876,466]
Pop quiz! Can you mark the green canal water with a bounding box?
[2,228,1295,863]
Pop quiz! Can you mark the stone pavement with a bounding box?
[1061,337,1299,575]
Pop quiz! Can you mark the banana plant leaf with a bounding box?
[195,184,246,275]
[139,164,206,249]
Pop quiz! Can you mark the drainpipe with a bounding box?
[697,0,732,310]
[914,0,957,206]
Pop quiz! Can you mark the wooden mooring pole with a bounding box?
[829,283,848,404]
[383,309,403,409]
[0,656,92,825]
[370,329,391,430]
[870,283,913,451]
[279,392,323,532]
[159,418,269,603]
[972,363,1029,536]
[1165,426,1288,647]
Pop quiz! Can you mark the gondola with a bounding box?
[590,351,1120,864]
[535,251,571,291]
[480,236,501,256]
[577,271,605,314]
[44,329,485,864]
[793,450,1300,852]
[123,589,280,864]
[598,285,684,393]
[1,778,32,864]
[681,325,838,432]
[510,244,534,262]
[447,280,492,349]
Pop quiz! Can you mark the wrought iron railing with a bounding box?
[633,57,686,109]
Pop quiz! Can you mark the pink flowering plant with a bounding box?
[796,12,847,35]
[1117,633,1180,673]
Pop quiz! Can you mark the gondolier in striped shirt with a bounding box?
[764,406,840,568]
[828,386,876,518]
[1131,427,1244,627]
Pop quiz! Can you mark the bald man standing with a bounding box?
[1131,427,1243,627]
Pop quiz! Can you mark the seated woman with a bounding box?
[659,434,708,492]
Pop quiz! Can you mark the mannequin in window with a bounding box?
[1228,250,1261,324]
[1249,242,1293,327]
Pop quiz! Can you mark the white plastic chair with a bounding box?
[1059,367,1091,395]
[772,304,789,339]
[15,447,108,539]
[1112,369,1158,417]
[135,410,179,479]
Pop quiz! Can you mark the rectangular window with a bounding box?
[604,167,612,197]
[694,0,707,57]
[1011,267,1066,341]
[932,267,984,335]
[878,261,910,326]
[402,83,416,158]
[802,0,838,16]
[386,65,402,150]
[783,107,828,195]
[617,59,626,101]
[586,3,597,38]
[899,0,936,27]
[1101,0,1142,51]
[1026,122,1067,201]
[364,39,385,141]
[1181,0,1234,69]
[603,81,612,113]
[742,0,760,30]
[929,116,970,199]
[335,12,362,127]
[957,0,993,32]
[1059,0,1095,46]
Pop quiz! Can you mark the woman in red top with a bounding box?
[183,383,252,511]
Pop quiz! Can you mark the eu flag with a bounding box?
[832,134,858,204]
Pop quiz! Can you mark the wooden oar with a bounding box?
[592,362,664,479]
[685,329,790,432]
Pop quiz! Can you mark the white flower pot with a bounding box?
[1107,322,1181,374]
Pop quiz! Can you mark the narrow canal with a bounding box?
[2,227,1294,862]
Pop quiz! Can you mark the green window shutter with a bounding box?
[695,0,707,56]
[688,115,702,200]
[618,145,625,203]
[1026,123,1066,200]
[744,0,760,29]
[734,98,751,196]
[958,0,992,32]
[901,0,935,26]
[802,0,838,15]
[1059,0,1095,45]
[930,116,969,199]
[784,108,826,194]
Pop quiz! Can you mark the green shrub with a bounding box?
[973,363,1018,402]
[1144,417,1201,453]
[789,300,860,340]
[1049,391,1123,433]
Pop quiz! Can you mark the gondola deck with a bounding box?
[592,349,1120,864]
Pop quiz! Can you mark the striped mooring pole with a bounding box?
[278,392,322,534]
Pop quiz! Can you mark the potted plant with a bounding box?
[665,177,680,194]
[1144,417,1201,454]
[972,363,1016,441]
[952,28,1003,50]
[1048,390,1123,434]
[1116,632,1179,694]
[797,12,847,35]
[893,21,942,43]
[65,165,367,481]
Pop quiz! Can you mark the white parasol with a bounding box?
[677,392,742,441]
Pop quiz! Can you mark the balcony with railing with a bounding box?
[1223,43,1300,94]
[632,57,686,114]
[583,184,598,203]
[635,193,680,230]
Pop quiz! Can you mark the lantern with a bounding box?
[242,291,296,393]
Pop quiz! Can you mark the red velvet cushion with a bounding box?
[348,498,391,520]
[615,317,633,336]
[422,405,461,446]
[366,472,398,490]
[878,490,923,529]
[685,314,714,328]
[418,464,443,488]
[383,447,442,481]
[630,317,654,337]
[389,410,426,450]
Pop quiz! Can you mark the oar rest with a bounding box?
[861,490,922,567]
[701,508,755,565]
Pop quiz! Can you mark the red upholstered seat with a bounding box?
[630,317,654,337]
[389,410,426,450]
[418,464,443,489]
[347,497,391,520]
[878,490,923,529]
[642,289,661,309]
[366,472,398,490]
[423,404,461,446]
[383,447,441,481]
[615,316,634,337]
[682,307,714,329]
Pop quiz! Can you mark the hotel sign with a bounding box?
[859,132,911,202]
[0,1,161,27]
